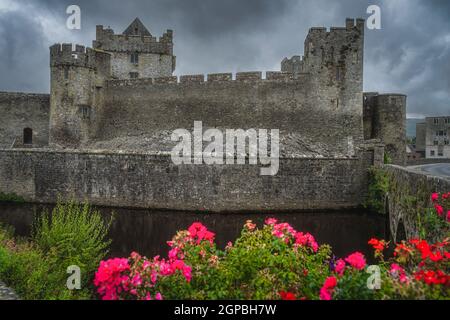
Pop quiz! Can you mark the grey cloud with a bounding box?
[0,0,449,116]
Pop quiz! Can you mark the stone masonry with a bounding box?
[0,18,407,211]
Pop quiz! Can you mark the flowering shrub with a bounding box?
[94,199,449,300]
[419,192,450,242]
[94,219,331,300]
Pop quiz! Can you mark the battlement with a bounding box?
[106,71,307,88]
[93,25,173,55]
[306,18,364,41]
[50,43,101,69]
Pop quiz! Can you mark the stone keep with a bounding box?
[93,18,176,80]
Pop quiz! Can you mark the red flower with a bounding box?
[431,193,439,202]
[279,291,296,300]
[368,238,387,252]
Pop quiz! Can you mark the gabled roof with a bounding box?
[123,18,152,36]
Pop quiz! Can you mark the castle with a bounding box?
[0,18,407,211]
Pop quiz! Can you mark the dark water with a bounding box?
[0,203,388,261]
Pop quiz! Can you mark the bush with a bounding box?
[0,192,25,203]
[419,192,450,242]
[94,219,331,300]
[94,215,449,300]
[0,201,112,300]
[364,167,390,214]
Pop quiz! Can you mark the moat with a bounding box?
[0,203,387,261]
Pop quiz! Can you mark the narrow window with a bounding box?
[438,151,444,157]
[129,72,139,79]
[130,52,139,64]
[430,150,435,156]
[434,118,439,124]
[80,106,91,120]
[23,128,33,145]
[64,68,69,80]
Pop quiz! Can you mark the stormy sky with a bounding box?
[0,0,448,117]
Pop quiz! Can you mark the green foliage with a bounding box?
[0,192,25,203]
[418,196,450,243]
[217,226,330,300]
[384,152,392,165]
[364,167,390,214]
[157,225,331,300]
[0,201,113,300]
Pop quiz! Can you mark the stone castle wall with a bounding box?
[0,148,377,212]
[0,92,50,148]
[383,165,450,242]
[94,71,362,156]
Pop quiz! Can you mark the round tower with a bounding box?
[49,43,97,148]
[370,94,407,165]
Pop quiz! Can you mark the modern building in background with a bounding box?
[416,117,450,159]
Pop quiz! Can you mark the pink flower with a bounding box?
[169,247,180,260]
[187,222,215,245]
[320,276,338,301]
[295,232,319,253]
[334,259,346,276]
[345,252,366,270]
[94,258,131,300]
[435,204,444,216]
[265,218,278,225]
[155,293,163,300]
[245,220,257,231]
[390,264,409,284]
[182,265,192,282]
[131,274,142,286]
[447,211,450,222]
[431,193,439,202]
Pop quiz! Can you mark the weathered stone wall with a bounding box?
[95,72,363,156]
[107,52,175,80]
[383,165,450,242]
[93,24,175,80]
[0,148,375,212]
[0,92,50,148]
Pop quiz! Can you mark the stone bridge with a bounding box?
[383,165,450,242]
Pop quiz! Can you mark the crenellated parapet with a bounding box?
[50,43,98,69]
[106,71,306,88]
[93,25,173,55]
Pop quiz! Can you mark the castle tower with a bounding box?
[363,93,407,165]
[282,18,366,147]
[93,18,176,80]
[49,43,111,147]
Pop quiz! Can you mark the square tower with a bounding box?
[93,18,176,80]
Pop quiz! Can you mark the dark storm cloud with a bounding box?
[0,0,448,116]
